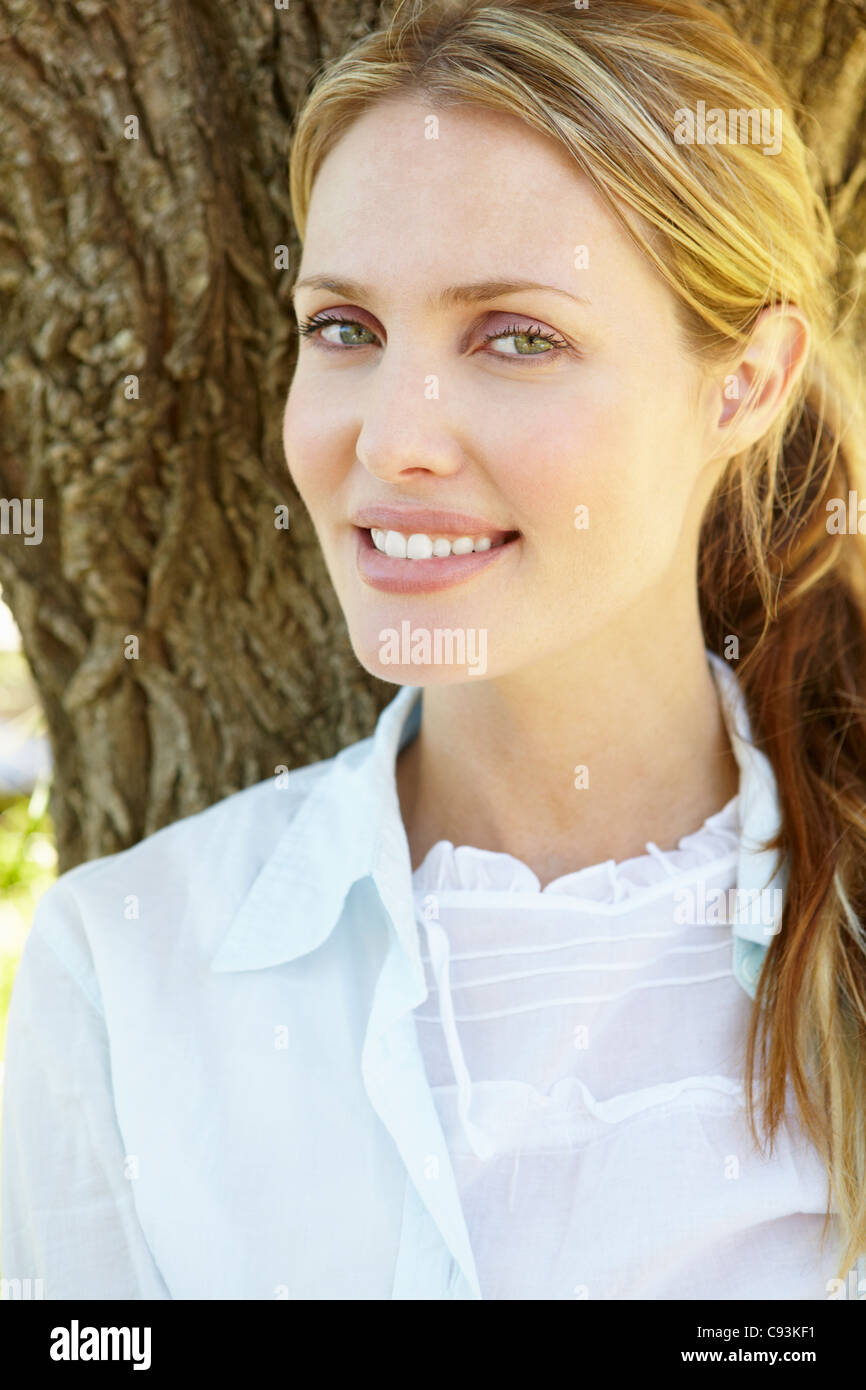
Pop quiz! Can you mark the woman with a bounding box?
[3,0,866,1300]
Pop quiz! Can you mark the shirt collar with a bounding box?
[706,649,787,947]
[210,682,423,973]
[211,652,785,974]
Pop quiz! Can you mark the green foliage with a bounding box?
[0,781,57,1062]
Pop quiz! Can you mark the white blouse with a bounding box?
[411,796,843,1300]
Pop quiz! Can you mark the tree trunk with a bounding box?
[0,0,864,871]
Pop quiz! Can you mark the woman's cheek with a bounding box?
[282,397,323,499]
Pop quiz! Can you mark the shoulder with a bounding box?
[59,750,339,898]
[16,748,355,995]
[70,751,337,884]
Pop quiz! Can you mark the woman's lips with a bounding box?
[354,525,520,593]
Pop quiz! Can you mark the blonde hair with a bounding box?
[288,0,866,1280]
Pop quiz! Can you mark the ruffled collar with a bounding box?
[412,793,740,904]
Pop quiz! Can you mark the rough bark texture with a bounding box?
[0,0,864,871]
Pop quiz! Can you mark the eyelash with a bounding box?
[295,313,571,363]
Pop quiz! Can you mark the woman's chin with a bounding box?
[344,603,491,681]
[354,651,491,686]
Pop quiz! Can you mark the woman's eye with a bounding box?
[296,313,569,361]
[297,315,379,348]
[482,323,567,358]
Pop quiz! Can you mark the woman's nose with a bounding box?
[354,360,468,483]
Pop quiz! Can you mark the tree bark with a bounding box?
[0,0,864,871]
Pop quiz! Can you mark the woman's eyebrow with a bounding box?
[290,274,592,310]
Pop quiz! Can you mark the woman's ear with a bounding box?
[711,303,812,446]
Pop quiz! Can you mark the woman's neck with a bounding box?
[395,630,741,888]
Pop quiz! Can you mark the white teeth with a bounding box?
[384,530,407,558]
[370,528,505,558]
[406,533,433,560]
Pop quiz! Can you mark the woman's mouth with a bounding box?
[354,525,521,593]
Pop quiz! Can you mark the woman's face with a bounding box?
[283,95,726,685]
